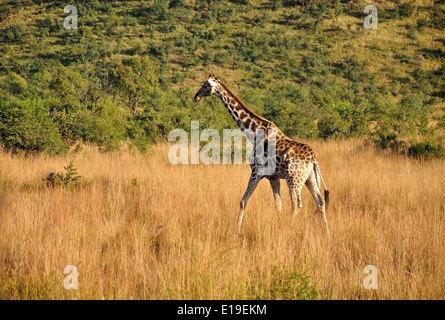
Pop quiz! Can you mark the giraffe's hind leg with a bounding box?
[268,178,282,213]
[236,173,262,233]
[305,168,328,230]
[286,177,304,217]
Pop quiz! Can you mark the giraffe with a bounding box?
[194,75,330,233]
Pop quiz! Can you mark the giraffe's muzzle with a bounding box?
[194,95,200,103]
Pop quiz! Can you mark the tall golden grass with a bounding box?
[0,140,443,299]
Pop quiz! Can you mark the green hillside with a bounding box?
[0,0,444,156]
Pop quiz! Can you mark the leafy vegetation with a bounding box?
[0,0,443,155]
[44,161,81,188]
[408,139,444,159]
[249,260,323,300]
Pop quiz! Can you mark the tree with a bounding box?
[4,72,28,105]
[0,98,66,155]
[110,55,158,114]
[49,66,89,105]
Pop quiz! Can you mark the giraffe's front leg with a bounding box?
[236,173,262,233]
[269,178,282,213]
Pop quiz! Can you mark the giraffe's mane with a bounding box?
[217,80,270,124]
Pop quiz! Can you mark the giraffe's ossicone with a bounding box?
[194,75,330,233]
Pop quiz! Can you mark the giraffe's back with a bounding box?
[254,137,316,181]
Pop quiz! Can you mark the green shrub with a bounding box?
[44,161,81,189]
[373,129,409,155]
[4,72,28,102]
[268,264,322,300]
[248,261,323,300]
[398,1,416,18]
[0,99,67,155]
[375,131,399,150]
[428,5,445,30]
[0,3,12,22]
[65,106,126,152]
[3,24,24,43]
[408,140,444,159]
[318,113,350,140]
[126,117,162,151]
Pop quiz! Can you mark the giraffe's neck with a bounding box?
[214,81,272,141]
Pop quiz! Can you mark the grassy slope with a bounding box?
[0,1,443,127]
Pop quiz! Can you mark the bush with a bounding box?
[398,1,416,18]
[65,106,126,152]
[44,161,81,189]
[318,112,350,140]
[267,264,322,300]
[408,140,444,159]
[373,130,408,155]
[127,116,162,151]
[248,261,323,300]
[3,24,24,43]
[375,131,398,150]
[4,72,28,100]
[0,4,11,22]
[0,99,67,155]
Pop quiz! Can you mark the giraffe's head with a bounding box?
[194,75,219,103]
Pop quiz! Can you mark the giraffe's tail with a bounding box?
[324,188,330,209]
[313,161,330,208]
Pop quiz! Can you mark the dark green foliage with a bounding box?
[373,130,409,155]
[3,24,25,43]
[318,112,350,140]
[65,107,126,152]
[373,132,444,160]
[397,1,416,18]
[0,99,67,155]
[109,56,158,114]
[0,3,12,22]
[427,4,445,30]
[376,131,399,150]
[340,55,366,82]
[409,140,444,159]
[127,111,163,151]
[4,73,28,99]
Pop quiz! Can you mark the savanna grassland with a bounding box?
[0,140,443,299]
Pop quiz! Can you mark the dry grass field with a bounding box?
[0,140,444,299]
